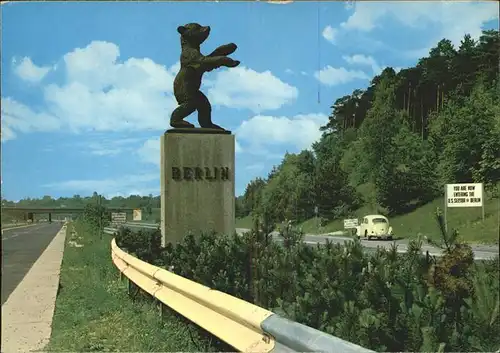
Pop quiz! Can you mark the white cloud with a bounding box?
[43,173,158,198]
[206,66,298,112]
[2,41,179,140]
[84,137,143,156]
[342,54,383,75]
[4,40,297,142]
[1,124,16,142]
[236,113,328,151]
[235,140,243,153]
[13,57,51,83]
[344,0,355,10]
[314,66,369,86]
[137,137,161,166]
[1,97,61,142]
[340,2,498,47]
[322,25,338,44]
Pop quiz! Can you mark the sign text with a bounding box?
[446,183,483,208]
[171,167,231,181]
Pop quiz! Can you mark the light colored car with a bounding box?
[357,214,393,240]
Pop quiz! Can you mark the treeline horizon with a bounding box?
[1,192,162,209]
[3,30,499,224]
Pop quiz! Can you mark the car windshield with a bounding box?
[372,218,387,224]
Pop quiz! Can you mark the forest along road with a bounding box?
[1,223,63,305]
[236,228,499,260]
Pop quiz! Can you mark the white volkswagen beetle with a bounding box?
[357,214,393,240]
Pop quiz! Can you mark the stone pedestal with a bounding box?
[160,128,235,247]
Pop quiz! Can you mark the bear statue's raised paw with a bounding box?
[227,60,240,68]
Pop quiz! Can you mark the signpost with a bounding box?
[445,183,484,232]
[344,218,359,237]
[133,209,142,221]
[111,212,127,226]
[343,218,359,229]
[98,194,102,239]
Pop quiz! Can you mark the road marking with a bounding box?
[1,223,42,235]
[1,224,54,241]
[1,234,20,241]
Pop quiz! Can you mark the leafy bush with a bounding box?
[115,226,162,265]
[82,203,109,233]
[114,212,499,352]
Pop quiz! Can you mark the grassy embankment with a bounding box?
[236,184,500,244]
[45,221,217,352]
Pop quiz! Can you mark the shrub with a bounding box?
[112,213,500,352]
[82,204,110,235]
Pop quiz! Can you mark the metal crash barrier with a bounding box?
[108,226,374,353]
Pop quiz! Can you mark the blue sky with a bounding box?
[1,1,498,200]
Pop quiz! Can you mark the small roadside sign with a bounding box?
[446,183,483,208]
[111,212,127,224]
[133,209,142,221]
[444,182,485,232]
[343,218,359,229]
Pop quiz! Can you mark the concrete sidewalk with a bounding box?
[1,223,67,353]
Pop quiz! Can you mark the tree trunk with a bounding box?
[421,96,424,141]
[436,83,440,113]
[408,85,411,115]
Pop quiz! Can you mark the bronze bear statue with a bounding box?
[170,23,240,130]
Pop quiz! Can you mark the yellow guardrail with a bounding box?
[111,238,276,352]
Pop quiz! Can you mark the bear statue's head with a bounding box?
[177,23,210,46]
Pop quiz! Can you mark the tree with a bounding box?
[313,131,360,218]
[429,82,500,185]
[243,178,267,217]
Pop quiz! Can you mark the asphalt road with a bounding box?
[1,223,62,305]
[235,229,499,260]
[120,222,499,260]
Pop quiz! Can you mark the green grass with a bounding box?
[234,215,253,229]
[45,221,220,352]
[302,196,499,244]
[389,196,499,244]
[235,184,500,244]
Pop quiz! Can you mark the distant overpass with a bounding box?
[2,207,135,213]
[1,206,136,222]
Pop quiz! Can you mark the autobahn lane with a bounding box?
[1,223,63,305]
[119,223,499,260]
[235,228,499,260]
